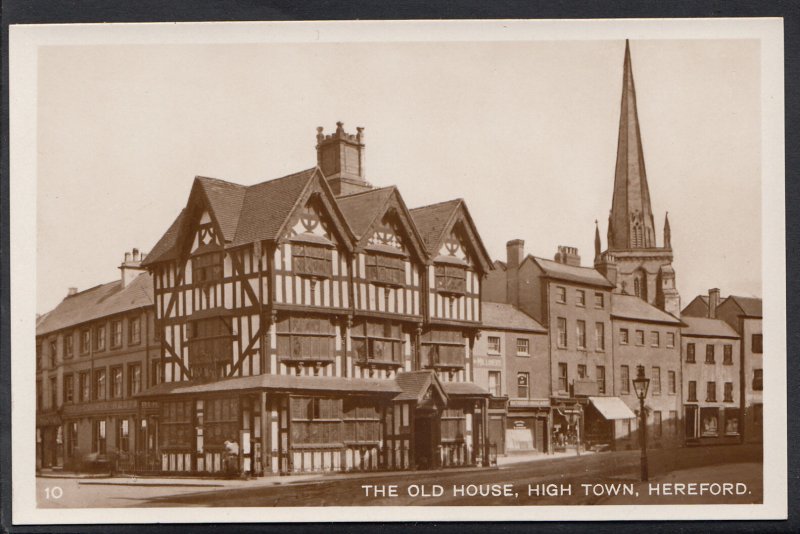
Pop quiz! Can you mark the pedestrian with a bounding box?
[224,437,240,477]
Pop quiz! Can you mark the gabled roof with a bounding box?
[196,176,248,242]
[36,273,154,336]
[410,199,493,273]
[530,256,615,288]
[141,209,186,267]
[681,295,709,317]
[611,293,682,325]
[723,295,762,318]
[682,316,740,339]
[481,302,546,333]
[394,370,448,403]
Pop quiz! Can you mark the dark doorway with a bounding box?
[413,411,440,470]
[685,405,698,439]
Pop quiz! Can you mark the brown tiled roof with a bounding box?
[409,199,462,255]
[196,176,248,242]
[142,209,186,266]
[481,302,546,332]
[531,257,615,288]
[442,382,490,397]
[725,296,762,318]
[681,295,709,317]
[337,186,396,239]
[611,294,683,325]
[682,317,740,339]
[36,273,154,336]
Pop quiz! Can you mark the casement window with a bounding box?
[79,371,91,402]
[421,328,466,369]
[488,371,501,397]
[63,374,74,404]
[92,419,107,454]
[595,322,605,351]
[706,381,717,402]
[752,369,763,391]
[204,397,240,449]
[110,367,123,399]
[277,316,336,365]
[49,376,58,409]
[160,400,193,450]
[558,362,568,392]
[688,381,697,402]
[128,363,142,396]
[291,397,343,445]
[576,290,586,307]
[365,253,405,286]
[752,334,763,354]
[351,320,403,365]
[619,328,629,345]
[117,418,130,453]
[577,364,587,379]
[111,321,123,348]
[487,336,501,354]
[517,372,530,399]
[650,331,660,347]
[49,340,57,367]
[653,411,662,438]
[129,316,141,345]
[80,329,91,354]
[668,370,676,395]
[594,292,605,309]
[620,365,630,394]
[556,286,566,304]
[93,369,107,401]
[188,315,234,377]
[724,382,734,402]
[705,344,715,364]
[434,264,467,295]
[192,250,224,284]
[686,343,696,363]
[596,365,606,394]
[343,399,382,444]
[94,326,106,351]
[64,333,74,359]
[666,332,675,348]
[557,318,567,348]
[516,338,530,356]
[651,366,661,395]
[723,344,733,365]
[635,330,645,346]
[576,320,587,349]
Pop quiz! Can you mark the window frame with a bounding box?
[556,286,566,304]
[128,315,142,346]
[650,331,660,348]
[723,344,733,365]
[80,329,91,355]
[595,322,605,351]
[110,320,123,349]
[516,372,530,399]
[557,362,568,392]
[594,292,604,309]
[688,380,697,402]
[128,363,142,397]
[705,381,717,402]
[752,368,763,391]
[487,370,501,397]
[576,320,587,350]
[94,325,106,352]
[620,365,630,394]
[93,368,107,401]
[635,330,645,346]
[651,366,661,396]
[557,317,567,348]
[686,342,696,363]
[596,365,606,394]
[752,333,763,354]
[515,337,530,356]
[620,328,629,345]
[705,344,715,364]
[63,373,74,404]
[668,370,676,395]
[487,336,501,354]
[110,366,123,399]
[64,333,74,359]
[724,382,734,402]
[576,289,586,307]
[666,332,675,348]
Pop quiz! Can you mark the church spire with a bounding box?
[608,40,656,251]
[664,212,671,249]
[594,220,602,262]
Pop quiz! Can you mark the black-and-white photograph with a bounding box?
[9,18,786,524]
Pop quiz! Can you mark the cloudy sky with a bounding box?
[36,36,761,314]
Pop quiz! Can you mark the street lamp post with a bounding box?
[632,365,650,482]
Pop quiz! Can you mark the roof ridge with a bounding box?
[195,175,246,188]
[337,185,396,200]
[248,167,317,190]
[409,198,462,212]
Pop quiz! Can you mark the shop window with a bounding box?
[620,365,630,394]
[487,336,501,354]
[129,316,141,345]
[516,338,530,356]
[94,325,106,351]
[653,411,662,438]
[705,381,716,402]
[596,365,606,395]
[192,250,224,285]
[80,329,91,354]
[94,368,106,401]
[110,367,123,399]
[724,408,740,435]
[128,363,142,396]
[724,382,734,402]
[705,344,715,363]
[63,374,74,404]
[752,369,763,391]
[111,321,123,348]
[723,344,733,365]
[93,419,107,454]
[557,318,567,348]
[365,253,405,286]
[558,363,568,392]
[595,322,605,351]
[517,372,530,399]
[651,367,661,395]
[700,408,720,437]
[79,371,91,402]
[351,320,403,366]
[421,328,465,369]
[277,315,336,364]
[576,320,586,349]
[292,243,332,278]
[488,371,501,397]
[434,264,467,295]
[204,397,240,450]
[688,381,697,402]
[160,400,194,450]
[668,370,676,395]
[576,290,585,307]
[752,334,763,354]
[686,343,696,363]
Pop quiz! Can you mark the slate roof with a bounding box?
[611,294,683,325]
[36,272,154,336]
[142,209,186,267]
[409,199,462,255]
[481,302,546,332]
[725,296,762,318]
[682,316,740,339]
[394,370,446,402]
[531,257,615,288]
[337,186,396,239]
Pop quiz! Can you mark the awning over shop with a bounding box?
[588,396,636,420]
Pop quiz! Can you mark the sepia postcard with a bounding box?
[8,17,786,524]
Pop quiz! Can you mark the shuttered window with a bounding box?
[365,253,405,286]
[434,264,467,294]
[292,244,332,278]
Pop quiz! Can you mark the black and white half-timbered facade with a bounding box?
[139,122,493,475]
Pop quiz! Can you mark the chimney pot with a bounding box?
[125,252,131,263]
[555,245,581,267]
[67,287,78,297]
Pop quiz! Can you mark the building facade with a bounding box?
[137,122,494,475]
[36,250,160,472]
[472,302,548,455]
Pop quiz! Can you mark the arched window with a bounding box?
[634,278,641,297]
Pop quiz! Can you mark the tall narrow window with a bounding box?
[129,316,141,345]
[686,343,696,363]
[635,330,645,346]
[595,322,605,351]
[666,332,675,348]
[64,334,74,359]
[653,411,662,438]
[111,321,123,348]
[650,331,660,347]
[94,369,106,401]
[706,381,717,402]
[517,372,530,399]
[80,329,91,354]
[558,363,568,392]
[596,366,606,394]
[668,370,676,395]
[93,420,107,454]
[557,318,567,348]
[556,286,566,304]
[620,365,630,394]
[79,371,91,402]
[752,334,763,354]
[49,376,58,409]
[705,344,715,363]
[723,344,733,364]
[128,364,142,396]
[651,367,661,395]
[752,369,763,391]
[63,374,74,404]
[576,290,586,307]
[110,367,123,399]
[94,325,106,351]
[576,320,586,349]
[688,381,697,402]
[488,371,501,397]
[724,382,734,402]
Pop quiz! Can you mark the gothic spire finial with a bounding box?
[594,220,602,262]
[664,211,672,249]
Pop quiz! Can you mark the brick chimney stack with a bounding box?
[316,122,372,196]
[505,239,525,307]
[555,246,581,267]
[119,248,146,288]
[708,288,720,319]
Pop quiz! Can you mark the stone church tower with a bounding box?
[594,40,681,316]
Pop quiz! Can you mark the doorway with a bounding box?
[413,410,440,470]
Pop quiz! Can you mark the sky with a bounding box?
[36,38,762,314]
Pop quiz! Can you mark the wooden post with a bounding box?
[260,391,268,476]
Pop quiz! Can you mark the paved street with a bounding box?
[37,443,761,508]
